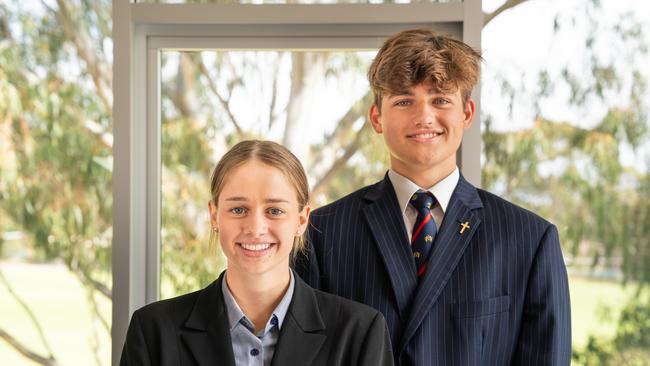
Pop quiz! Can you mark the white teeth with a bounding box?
[240,243,271,251]
[412,132,441,138]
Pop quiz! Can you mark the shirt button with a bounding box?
[250,348,260,356]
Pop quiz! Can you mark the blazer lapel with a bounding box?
[362,174,418,316]
[272,274,326,365]
[398,176,484,355]
[181,273,235,366]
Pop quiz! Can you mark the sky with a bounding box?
[482,0,650,130]
[481,0,650,171]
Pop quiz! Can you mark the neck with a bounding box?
[225,268,291,334]
[392,161,456,188]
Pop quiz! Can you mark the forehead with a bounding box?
[219,160,296,201]
[384,83,461,98]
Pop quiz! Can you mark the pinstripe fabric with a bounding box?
[295,173,571,365]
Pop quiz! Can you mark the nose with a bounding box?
[244,211,268,236]
[413,102,434,126]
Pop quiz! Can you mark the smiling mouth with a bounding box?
[237,243,275,257]
[238,242,274,252]
[408,131,443,139]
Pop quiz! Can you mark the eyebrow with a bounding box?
[389,90,413,97]
[223,197,290,204]
[389,88,443,97]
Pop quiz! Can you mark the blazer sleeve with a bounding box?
[358,312,395,366]
[513,224,572,365]
[120,310,152,366]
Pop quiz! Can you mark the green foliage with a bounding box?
[572,336,615,365]
[159,119,224,296]
[483,110,650,284]
[483,2,650,285]
[615,292,650,350]
[0,1,112,274]
[572,291,650,365]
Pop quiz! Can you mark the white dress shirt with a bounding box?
[387,167,460,242]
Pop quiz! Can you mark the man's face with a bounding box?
[369,82,474,181]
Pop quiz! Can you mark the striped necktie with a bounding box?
[410,190,437,278]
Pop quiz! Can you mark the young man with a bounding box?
[296,29,571,365]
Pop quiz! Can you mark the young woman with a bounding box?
[120,140,394,366]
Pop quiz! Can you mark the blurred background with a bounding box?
[0,0,648,364]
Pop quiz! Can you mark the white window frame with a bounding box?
[112,1,482,364]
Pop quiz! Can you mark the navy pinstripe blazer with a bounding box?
[296,174,571,365]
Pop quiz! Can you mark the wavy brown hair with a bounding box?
[368,28,482,110]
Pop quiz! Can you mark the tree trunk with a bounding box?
[283,52,328,161]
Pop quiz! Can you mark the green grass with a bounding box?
[569,276,636,349]
[0,261,111,366]
[0,261,636,365]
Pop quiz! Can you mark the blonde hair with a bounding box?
[208,140,309,258]
[368,28,482,109]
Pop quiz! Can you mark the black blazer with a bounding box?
[119,271,394,366]
[296,174,571,365]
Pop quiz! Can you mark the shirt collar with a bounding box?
[221,269,295,332]
[388,167,460,215]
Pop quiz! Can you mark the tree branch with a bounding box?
[0,269,57,365]
[82,0,110,41]
[0,328,60,366]
[88,287,110,333]
[308,90,372,175]
[71,264,112,300]
[65,87,113,149]
[83,118,113,149]
[267,56,282,130]
[483,0,531,27]
[47,0,112,112]
[311,121,372,199]
[197,58,245,139]
[283,52,329,155]
[85,285,109,366]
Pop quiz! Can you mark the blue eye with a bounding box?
[268,208,285,216]
[229,207,246,215]
[433,98,450,105]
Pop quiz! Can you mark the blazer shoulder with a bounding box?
[312,287,384,324]
[131,289,202,325]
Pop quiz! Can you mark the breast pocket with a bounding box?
[451,295,510,319]
[449,295,511,365]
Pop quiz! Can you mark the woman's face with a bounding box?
[209,160,309,278]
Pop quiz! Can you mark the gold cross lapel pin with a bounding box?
[459,221,470,235]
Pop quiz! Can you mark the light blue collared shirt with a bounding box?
[221,270,295,366]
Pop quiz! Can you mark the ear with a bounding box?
[296,205,311,236]
[369,104,383,134]
[462,99,475,129]
[208,200,219,230]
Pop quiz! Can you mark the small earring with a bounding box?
[212,227,219,233]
